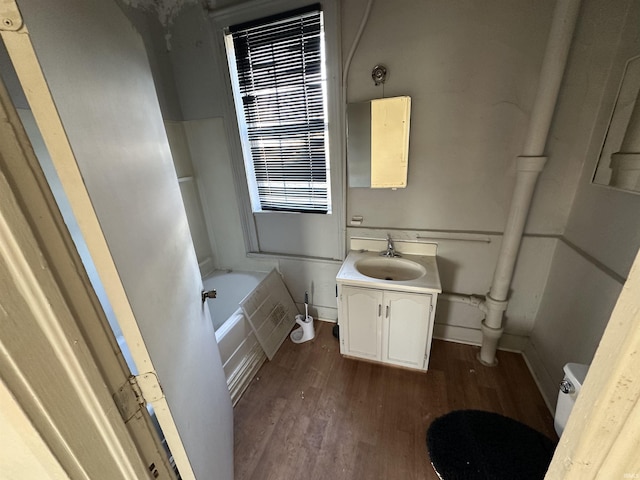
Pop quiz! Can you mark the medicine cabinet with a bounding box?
[592,55,640,193]
[347,96,411,188]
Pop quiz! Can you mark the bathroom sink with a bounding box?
[354,256,426,281]
[337,248,441,294]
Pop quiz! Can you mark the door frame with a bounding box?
[0,67,173,478]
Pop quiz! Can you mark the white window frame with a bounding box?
[224,7,332,214]
[210,0,344,259]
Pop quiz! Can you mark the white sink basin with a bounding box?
[337,250,441,294]
[355,256,426,281]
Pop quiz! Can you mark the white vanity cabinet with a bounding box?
[336,246,441,372]
[338,284,437,371]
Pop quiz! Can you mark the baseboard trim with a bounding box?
[432,324,528,352]
[522,340,557,414]
[316,317,336,324]
[433,325,553,412]
[293,303,337,322]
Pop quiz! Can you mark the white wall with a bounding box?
[562,0,640,279]
[343,0,556,232]
[525,241,623,407]
[156,0,563,328]
[183,116,342,318]
[115,3,219,277]
[119,0,640,359]
[164,2,343,317]
[524,0,640,408]
[183,117,277,273]
[116,2,184,121]
[340,0,563,342]
[346,227,556,349]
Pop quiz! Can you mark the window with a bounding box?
[225,5,331,214]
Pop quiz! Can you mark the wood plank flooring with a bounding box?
[233,321,556,480]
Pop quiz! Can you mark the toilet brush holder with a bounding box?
[290,314,315,344]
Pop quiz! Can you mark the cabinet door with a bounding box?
[382,292,432,370]
[341,286,382,361]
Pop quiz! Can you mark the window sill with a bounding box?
[246,251,343,264]
[253,210,332,216]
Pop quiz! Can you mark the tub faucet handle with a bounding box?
[559,379,574,394]
[201,289,217,303]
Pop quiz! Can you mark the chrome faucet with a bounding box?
[381,234,401,257]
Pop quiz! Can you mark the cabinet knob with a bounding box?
[378,304,382,316]
[386,305,389,318]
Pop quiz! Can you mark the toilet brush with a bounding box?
[304,291,309,320]
[290,291,315,344]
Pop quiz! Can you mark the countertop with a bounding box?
[336,250,442,294]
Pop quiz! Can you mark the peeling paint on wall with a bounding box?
[120,0,200,27]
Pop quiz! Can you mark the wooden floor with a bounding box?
[233,321,556,480]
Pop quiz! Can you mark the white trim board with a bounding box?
[349,237,438,256]
[432,324,529,353]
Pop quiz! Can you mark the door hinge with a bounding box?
[113,373,164,423]
[0,1,23,31]
[135,372,165,403]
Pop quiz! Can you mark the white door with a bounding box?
[1,1,233,479]
[341,285,382,360]
[382,292,432,370]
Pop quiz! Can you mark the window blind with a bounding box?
[229,5,329,213]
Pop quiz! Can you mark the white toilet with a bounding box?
[554,362,589,437]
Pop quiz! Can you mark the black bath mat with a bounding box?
[426,410,556,480]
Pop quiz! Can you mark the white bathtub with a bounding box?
[203,270,268,404]
[204,270,266,331]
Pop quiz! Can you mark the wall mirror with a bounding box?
[347,96,411,189]
[592,55,640,193]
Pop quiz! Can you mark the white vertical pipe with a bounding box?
[610,87,640,190]
[342,0,375,88]
[521,0,583,157]
[486,157,547,322]
[342,0,374,253]
[479,0,581,365]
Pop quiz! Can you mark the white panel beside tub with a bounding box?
[205,270,271,405]
[165,120,215,277]
[215,310,266,406]
[179,179,215,276]
[241,270,298,361]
